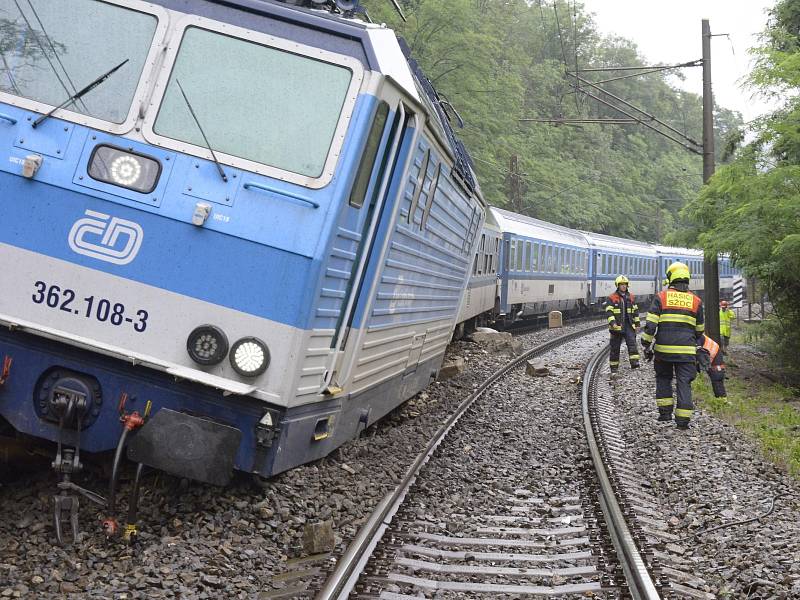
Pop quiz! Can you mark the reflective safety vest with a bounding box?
[720,308,735,337]
[604,290,640,332]
[641,287,704,362]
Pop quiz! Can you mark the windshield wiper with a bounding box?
[32,59,129,129]
[175,79,228,183]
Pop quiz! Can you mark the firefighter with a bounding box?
[641,262,705,430]
[604,274,641,377]
[719,300,736,351]
[696,333,728,403]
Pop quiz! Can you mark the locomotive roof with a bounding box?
[150,0,420,101]
[490,207,589,247]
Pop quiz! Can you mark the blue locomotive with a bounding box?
[0,0,486,538]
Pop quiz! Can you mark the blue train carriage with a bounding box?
[582,231,659,308]
[655,245,706,295]
[0,0,484,502]
[456,207,501,334]
[493,207,590,320]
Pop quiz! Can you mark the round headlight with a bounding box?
[230,337,270,377]
[187,325,228,366]
[110,155,142,186]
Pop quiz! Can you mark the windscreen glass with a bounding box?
[153,27,353,178]
[0,0,158,124]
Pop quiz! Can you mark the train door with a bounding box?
[328,100,421,387]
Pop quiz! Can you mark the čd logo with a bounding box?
[68,210,143,265]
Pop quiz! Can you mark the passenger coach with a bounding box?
[583,231,658,306]
[493,207,590,321]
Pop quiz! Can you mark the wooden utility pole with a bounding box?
[507,155,524,214]
[702,19,721,343]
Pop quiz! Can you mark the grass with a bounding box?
[693,350,800,476]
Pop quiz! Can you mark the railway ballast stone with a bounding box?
[525,359,549,377]
[470,331,521,355]
[302,519,335,554]
[438,357,465,380]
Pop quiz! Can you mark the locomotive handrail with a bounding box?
[0,113,17,125]
[242,181,320,208]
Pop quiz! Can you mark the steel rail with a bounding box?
[581,346,661,600]
[314,323,607,600]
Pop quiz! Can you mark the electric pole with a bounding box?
[702,19,721,343]
[507,155,524,214]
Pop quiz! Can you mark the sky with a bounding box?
[580,0,779,123]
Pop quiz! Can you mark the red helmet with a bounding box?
[720,300,729,308]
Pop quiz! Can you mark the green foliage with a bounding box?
[361,0,736,241]
[694,373,800,475]
[680,0,800,383]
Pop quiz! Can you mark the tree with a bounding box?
[361,0,739,243]
[679,0,800,382]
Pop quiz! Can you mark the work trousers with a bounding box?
[609,328,639,370]
[708,367,727,398]
[654,360,696,422]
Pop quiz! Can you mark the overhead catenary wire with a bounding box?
[569,72,702,148]
[571,83,703,155]
[553,1,580,113]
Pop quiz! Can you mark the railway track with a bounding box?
[310,323,673,599]
[310,325,723,599]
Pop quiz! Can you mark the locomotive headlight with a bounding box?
[187,325,229,366]
[88,145,161,194]
[230,337,270,377]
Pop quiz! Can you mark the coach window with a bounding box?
[517,241,524,271]
[525,242,531,271]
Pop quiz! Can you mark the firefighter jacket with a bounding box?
[641,287,704,362]
[720,308,735,337]
[604,290,640,333]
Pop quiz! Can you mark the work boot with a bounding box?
[675,418,690,430]
[630,361,640,369]
[657,409,673,422]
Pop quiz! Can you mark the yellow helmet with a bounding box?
[614,275,630,287]
[666,261,691,284]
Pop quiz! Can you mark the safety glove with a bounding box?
[696,347,711,373]
[642,343,654,362]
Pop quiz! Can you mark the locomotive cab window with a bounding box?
[149,24,359,181]
[349,102,389,208]
[0,0,160,126]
